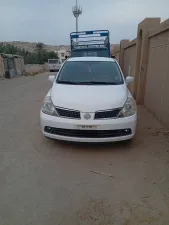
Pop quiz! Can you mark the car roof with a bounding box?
[67,57,116,62]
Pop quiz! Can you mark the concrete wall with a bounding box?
[116,17,169,127]
[24,64,45,74]
[44,62,49,71]
[123,41,137,76]
[115,51,120,63]
[144,21,169,127]
[0,55,24,78]
[123,40,137,94]
[0,56,5,78]
[14,58,24,75]
[24,63,49,74]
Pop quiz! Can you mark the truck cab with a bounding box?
[70,30,111,58]
[48,59,61,72]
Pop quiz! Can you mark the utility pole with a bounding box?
[72,0,82,34]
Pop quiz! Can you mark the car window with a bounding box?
[56,61,124,85]
[48,59,59,64]
[71,49,109,57]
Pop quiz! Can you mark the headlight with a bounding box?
[41,96,58,116]
[118,97,136,117]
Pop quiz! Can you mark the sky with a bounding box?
[0,0,168,45]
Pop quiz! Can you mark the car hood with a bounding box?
[51,83,128,112]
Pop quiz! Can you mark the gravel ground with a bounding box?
[0,72,169,225]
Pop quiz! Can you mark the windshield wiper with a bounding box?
[57,81,80,85]
[57,81,121,85]
[75,81,120,85]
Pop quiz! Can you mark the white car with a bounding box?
[40,57,137,143]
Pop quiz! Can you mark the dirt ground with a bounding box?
[0,73,169,225]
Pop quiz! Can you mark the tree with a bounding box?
[0,43,59,64]
[47,51,58,59]
[35,42,45,54]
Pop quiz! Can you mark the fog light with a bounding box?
[45,126,51,132]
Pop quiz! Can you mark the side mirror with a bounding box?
[48,75,55,82]
[126,76,134,84]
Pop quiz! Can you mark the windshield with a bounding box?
[48,59,59,64]
[56,61,124,85]
[71,49,109,58]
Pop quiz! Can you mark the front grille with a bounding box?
[94,108,122,119]
[44,127,132,138]
[55,107,80,119]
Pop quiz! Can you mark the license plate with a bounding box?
[77,125,98,130]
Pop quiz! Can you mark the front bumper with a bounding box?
[40,111,137,143]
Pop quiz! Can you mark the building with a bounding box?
[0,53,24,78]
[55,49,70,63]
[55,50,67,63]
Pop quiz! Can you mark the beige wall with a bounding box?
[123,43,136,94]
[44,62,49,71]
[115,51,120,62]
[144,29,169,127]
[14,58,24,75]
[123,44,136,76]
[0,56,5,78]
[24,64,45,74]
[0,56,24,78]
[116,17,169,127]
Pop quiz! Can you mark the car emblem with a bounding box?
[84,113,91,120]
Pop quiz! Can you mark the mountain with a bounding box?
[1,41,119,55]
[1,41,70,53]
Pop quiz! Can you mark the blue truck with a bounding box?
[70,30,111,58]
